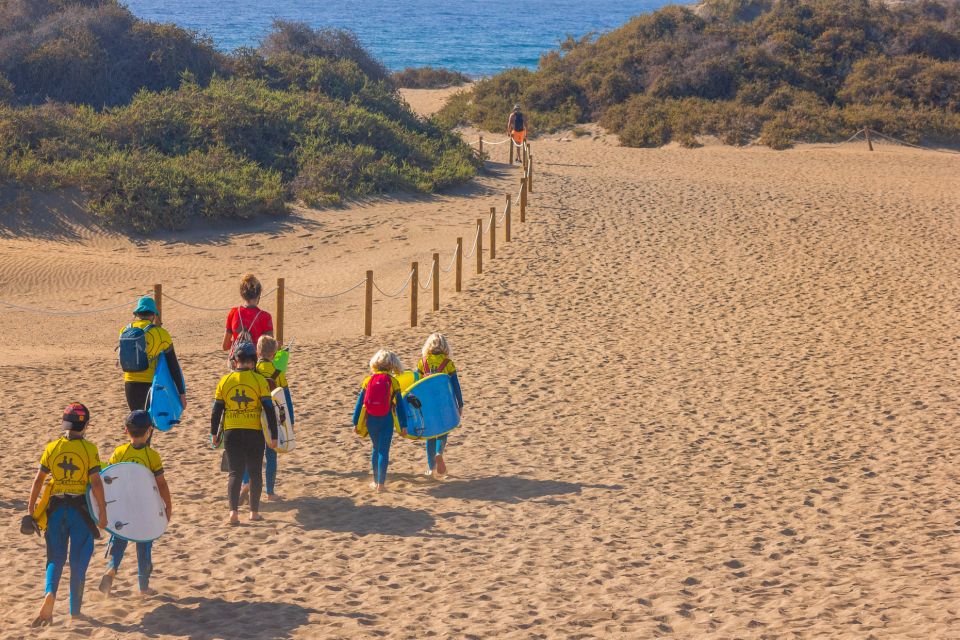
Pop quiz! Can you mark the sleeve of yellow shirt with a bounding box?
[149,448,164,475]
[215,376,225,401]
[87,442,102,474]
[39,441,53,471]
[108,446,122,466]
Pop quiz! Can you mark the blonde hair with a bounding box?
[421,333,451,362]
[369,349,403,374]
[257,335,278,360]
[240,274,262,301]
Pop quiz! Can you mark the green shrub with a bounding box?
[392,67,470,89]
[448,0,960,148]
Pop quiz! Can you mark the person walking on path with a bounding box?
[222,274,274,370]
[118,296,186,413]
[508,104,527,164]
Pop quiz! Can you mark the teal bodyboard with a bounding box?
[400,374,460,440]
[148,353,183,432]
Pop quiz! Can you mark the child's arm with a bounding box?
[155,474,173,521]
[88,473,108,527]
[352,389,365,426]
[450,372,464,411]
[27,469,48,515]
[393,390,408,433]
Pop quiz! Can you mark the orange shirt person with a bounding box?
[508,104,528,164]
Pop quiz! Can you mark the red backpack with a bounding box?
[363,373,393,417]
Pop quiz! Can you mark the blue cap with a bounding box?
[125,410,153,431]
[233,341,256,360]
[133,296,159,315]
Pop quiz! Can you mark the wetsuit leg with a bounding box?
[224,430,247,511]
[425,438,437,471]
[66,508,93,615]
[437,435,448,456]
[136,541,153,591]
[107,535,127,571]
[264,447,277,495]
[124,382,151,411]
[245,431,266,512]
[367,420,394,484]
[44,508,69,597]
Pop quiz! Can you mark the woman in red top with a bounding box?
[222,274,274,364]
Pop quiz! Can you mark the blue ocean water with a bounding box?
[122,0,675,77]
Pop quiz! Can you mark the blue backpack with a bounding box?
[118,323,154,372]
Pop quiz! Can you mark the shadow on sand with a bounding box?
[105,596,326,639]
[427,476,623,504]
[269,496,462,539]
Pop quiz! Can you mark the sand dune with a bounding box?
[0,89,958,638]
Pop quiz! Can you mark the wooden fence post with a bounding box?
[505,193,512,242]
[476,219,483,274]
[276,277,285,346]
[455,237,463,292]
[479,135,483,159]
[523,143,529,173]
[432,253,440,312]
[153,283,162,325]
[489,206,496,260]
[364,270,373,337]
[528,153,534,194]
[520,177,527,222]
[410,262,418,327]
[864,126,873,152]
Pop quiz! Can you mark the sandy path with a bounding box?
[0,91,958,638]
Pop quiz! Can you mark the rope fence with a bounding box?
[0,140,537,339]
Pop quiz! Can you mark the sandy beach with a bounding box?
[0,87,957,638]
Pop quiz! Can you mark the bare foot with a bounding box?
[138,588,157,598]
[98,571,115,595]
[435,455,447,477]
[265,493,282,502]
[238,484,249,506]
[369,481,378,490]
[227,511,240,526]
[68,613,93,627]
[32,593,55,627]
[249,512,263,522]
[375,483,385,493]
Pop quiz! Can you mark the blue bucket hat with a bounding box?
[134,296,159,315]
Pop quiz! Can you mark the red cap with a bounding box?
[62,403,90,430]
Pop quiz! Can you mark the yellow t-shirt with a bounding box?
[418,354,457,376]
[39,436,102,496]
[109,443,164,476]
[120,320,173,384]
[215,369,272,430]
[256,360,288,389]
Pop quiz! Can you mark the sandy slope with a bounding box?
[0,89,958,638]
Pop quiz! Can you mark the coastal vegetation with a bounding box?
[438,0,960,148]
[0,2,477,231]
[392,67,471,89]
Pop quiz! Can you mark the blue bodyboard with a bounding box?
[400,374,460,440]
[148,353,183,432]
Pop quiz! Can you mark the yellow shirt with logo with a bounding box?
[120,320,173,384]
[256,360,288,389]
[418,354,457,376]
[39,436,102,496]
[215,369,272,430]
[109,443,164,476]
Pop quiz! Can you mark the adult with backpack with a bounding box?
[221,274,274,370]
[352,350,408,493]
[508,104,528,164]
[118,297,186,412]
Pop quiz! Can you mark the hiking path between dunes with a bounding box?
[0,87,957,638]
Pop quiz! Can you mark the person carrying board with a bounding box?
[97,410,172,597]
[417,333,464,478]
[211,342,278,525]
[118,296,186,414]
[26,403,107,627]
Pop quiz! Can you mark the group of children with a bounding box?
[24,285,463,626]
[352,333,464,492]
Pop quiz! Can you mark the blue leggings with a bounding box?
[44,506,94,615]
[242,447,277,495]
[367,418,394,484]
[106,536,153,590]
[425,436,448,470]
